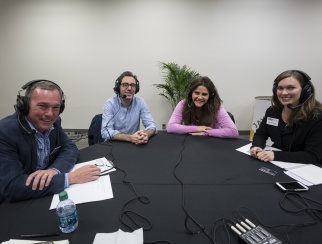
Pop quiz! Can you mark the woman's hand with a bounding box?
[250,147,274,162]
[196,126,212,132]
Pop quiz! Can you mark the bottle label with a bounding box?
[58,211,78,228]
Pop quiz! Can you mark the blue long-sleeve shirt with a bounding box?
[101,96,157,140]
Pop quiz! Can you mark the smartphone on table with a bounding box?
[276,181,309,192]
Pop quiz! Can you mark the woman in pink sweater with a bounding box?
[167,76,239,138]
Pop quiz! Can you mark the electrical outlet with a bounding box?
[162,124,166,131]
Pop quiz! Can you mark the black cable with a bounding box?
[68,133,85,143]
[279,192,322,224]
[173,135,214,243]
[212,218,233,244]
[120,196,152,231]
[236,192,322,244]
[104,96,122,140]
[100,142,173,244]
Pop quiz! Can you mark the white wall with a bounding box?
[1,0,322,131]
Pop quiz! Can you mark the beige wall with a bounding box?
[1,0,322,131]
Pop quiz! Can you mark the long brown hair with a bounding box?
[182,76,222,126]
[272,70,322,125]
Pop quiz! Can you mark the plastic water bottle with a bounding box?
[56,191,78,233]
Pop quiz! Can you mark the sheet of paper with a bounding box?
[284,171,314,186]
[93,228,143,244]
[50,157,115,210]
[235,143,281,156]
[271,161,305,170]
[285,164,322,186]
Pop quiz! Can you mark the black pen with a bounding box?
[20,232,60,238]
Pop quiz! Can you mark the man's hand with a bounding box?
[112,129,154,144]
[130,130,148,144]
[26,168,58,190]
[68,164,101,185]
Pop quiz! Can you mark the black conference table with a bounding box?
[1,132,322,244]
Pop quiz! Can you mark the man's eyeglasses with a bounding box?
[95,160,115,176]
[121,83,136,88]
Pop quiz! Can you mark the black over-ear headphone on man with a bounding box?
[113,72,140,95]
[15,79,65,115]
[272,70,313,104]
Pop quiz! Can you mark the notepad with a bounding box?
[285,164,322,186]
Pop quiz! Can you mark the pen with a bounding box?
[20,232,60,238]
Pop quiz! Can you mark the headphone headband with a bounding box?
[21,79,62,90]
[15,79,65,115]
[272,70,313,104]
[113,71,140,95]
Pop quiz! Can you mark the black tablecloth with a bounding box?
[1,132,322,244]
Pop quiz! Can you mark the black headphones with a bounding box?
[15,79,65,115]
[113,72,140,95]
[272,70,313,103]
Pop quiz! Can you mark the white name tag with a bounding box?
[266,117,279,126]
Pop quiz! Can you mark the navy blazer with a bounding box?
[0,113,79,202]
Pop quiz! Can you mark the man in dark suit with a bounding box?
[0,80,100,203]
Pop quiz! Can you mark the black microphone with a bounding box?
[104,96,124,140]
[16,111,36,136]
[287,94,313,110]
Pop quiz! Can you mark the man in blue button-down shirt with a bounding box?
[101,71,157,144]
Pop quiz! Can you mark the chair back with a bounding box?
[88,114,103,145]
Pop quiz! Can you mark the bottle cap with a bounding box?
[59,191,68,201]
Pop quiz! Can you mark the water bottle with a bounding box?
[56,191,78,233]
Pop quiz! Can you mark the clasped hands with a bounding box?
[250,147,274,162]
[130,130,149,144]
[189,126,212,136]
[26,164,101,191]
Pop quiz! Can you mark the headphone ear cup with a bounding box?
[272,83,277,95]
[113,80,120,95]
[300,84,312,102]
[60,99,65,114]
[16,95,29,115]
[135,82,140,94]
[212,90,216,99]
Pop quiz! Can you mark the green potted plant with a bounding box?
[154,62,200,110]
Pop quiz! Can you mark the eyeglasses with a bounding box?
[121,83,136,88]
[95,160,115,176]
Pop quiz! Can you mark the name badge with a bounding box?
[266,117,279,126]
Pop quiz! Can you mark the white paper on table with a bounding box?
[93,228,143,244]
[236,143,281,156]
[284,171,314,186]
[50,157,115,210]
[271,161,305,170]
[284,164,322,186]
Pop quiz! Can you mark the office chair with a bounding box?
[88,114,103,145]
